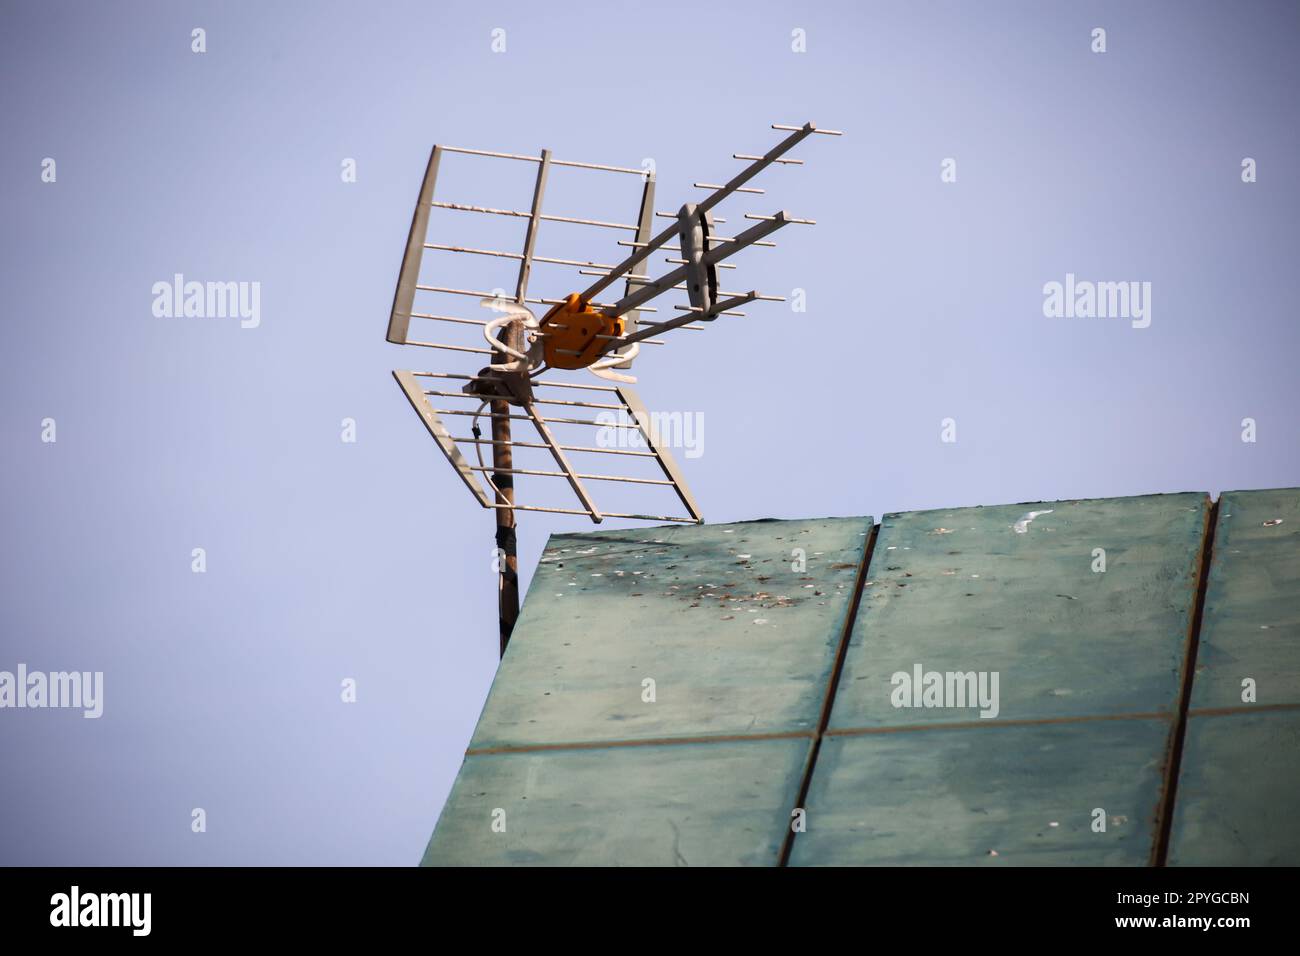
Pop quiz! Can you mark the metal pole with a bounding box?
[492,320,522,656]
[493,145,549,656]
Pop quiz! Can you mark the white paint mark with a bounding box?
[1013,509,1054,533]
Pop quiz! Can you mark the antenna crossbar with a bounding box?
[466,466,673,486]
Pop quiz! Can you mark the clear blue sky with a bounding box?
[2,0,1297,864]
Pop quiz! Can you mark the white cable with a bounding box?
[482,315,532,363]
[470,401,504,500]
[588,343,639,384]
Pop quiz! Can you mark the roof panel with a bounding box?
[1168,488,1300,865]
[828,493,1208,730]
[790,719,1169,866]
[422,737,811,866]
[1168,710,1300,866]
[1190,487,1300,710]
[468,516,872,749]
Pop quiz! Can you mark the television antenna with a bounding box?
[387,121,841,653]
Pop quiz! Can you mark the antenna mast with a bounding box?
[489,321,522,653]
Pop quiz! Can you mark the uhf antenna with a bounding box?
[387,121,841,653]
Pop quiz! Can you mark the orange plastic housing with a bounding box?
[538,293,624,370]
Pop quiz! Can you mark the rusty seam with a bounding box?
[778,520,878,866]
[1152,495,1219,866]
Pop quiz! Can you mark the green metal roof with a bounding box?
[423,489,1299,866]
